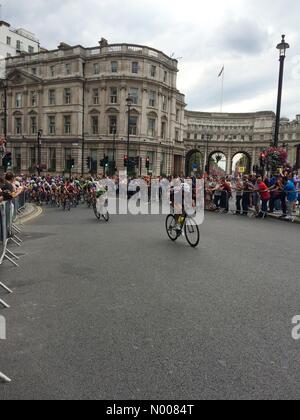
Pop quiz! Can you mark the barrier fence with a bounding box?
[205,187,300,220]
[0,191,27,384]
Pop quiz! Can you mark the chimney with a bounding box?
[58,42,72,50]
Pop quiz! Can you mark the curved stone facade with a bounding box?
[184,111,300,175]
[1,40,300,176]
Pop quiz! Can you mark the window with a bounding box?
[14,148,21,171]
[16,93,22,108]
[132,62,139,74]
[50,66,55,77]
[93,89,99,105]
[109,115,117,134]
[65,64,71,75]
[129,116,138,136]
[16,40,21,51]
[148,118,156,137]
[111,61,118,73]
[64,116,71,134]
[176,109,180,122]
[48,116,56,135]
[150,65,156,78]
[64,88,72,104]
[110,87,118,104]
[94,63,100,75]
[31,91,37,107]
[161,121,167,139]
[149,91,156,107]
[28,46,34,54]
[31,116,37,135]
[49,148,56,171]
[194,133,198,140]
[162,95,168,111]
[129,88,139,105]
[187,133,191,140]
[91,116,99,135]
[64,148,72,169]
[15,117,22,135]
[0,118,5,134]
[32,68,37,76]
[49,90,56,105]
[164,71,168,83]
[146,151,155,171]
[6,36,11,46]
[175,130,180,142]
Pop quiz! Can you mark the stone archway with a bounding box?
[208,151,227,176]
[231,151,252,175]
[185,149,204,176]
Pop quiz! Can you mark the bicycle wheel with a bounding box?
[103,212,110,222]
[166,214,179,242]
[93,204,101,220]
[184,217,200,248]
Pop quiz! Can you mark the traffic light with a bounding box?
[86,157,91,169]
[124,155,128,167]
[146,157,150,170]
[100,156,109,168]
[2,152,12,170]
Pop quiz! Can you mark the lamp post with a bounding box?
[37,129,43,176]
[0,78,8,173]
[205,134,211,174]
[126,94,133,173]
[112,123,117,176]
[274,35,290,148]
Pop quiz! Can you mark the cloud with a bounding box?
[213,17,272,56]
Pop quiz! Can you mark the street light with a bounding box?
[205,134,211,174]
[126,94,133,172]
[37,129,43,176]
[274,35,290,148]
[112,123,117,176]
[0,79,8,173]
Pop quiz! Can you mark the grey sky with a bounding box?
[3,0,300,118]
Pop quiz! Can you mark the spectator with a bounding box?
[256,176,270,218]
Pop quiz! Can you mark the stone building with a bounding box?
[0,41,186,176]
[0,20,40,78]
[0,39,299,177]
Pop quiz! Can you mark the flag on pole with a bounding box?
[218,66,224,78]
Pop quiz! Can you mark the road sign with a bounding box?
[192,163,198,171]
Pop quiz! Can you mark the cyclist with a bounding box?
[171,179,192,233]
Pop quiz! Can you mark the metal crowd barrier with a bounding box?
[0,192,27,384]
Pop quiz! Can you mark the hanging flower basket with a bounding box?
[260,147,288,169]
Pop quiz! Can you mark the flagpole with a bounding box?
[220,67,224,113]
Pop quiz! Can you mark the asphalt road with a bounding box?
[0,204,300,400]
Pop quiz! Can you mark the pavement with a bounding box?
[0,204,300,400]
